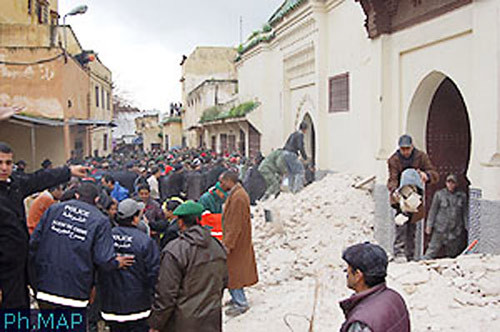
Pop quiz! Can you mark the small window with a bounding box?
[106,92,111,110]
[228,135,236,152]
[101,87,105,109]
[220,134,228,153]
[103,134,108,151]
[328,72,350,113]
[211,136,216,152]
[95,86,99,107]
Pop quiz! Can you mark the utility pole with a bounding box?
[239,16,243,45]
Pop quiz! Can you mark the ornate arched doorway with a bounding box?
[425,77,471,208]
[407,73,472,255]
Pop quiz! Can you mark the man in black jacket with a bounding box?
[0,142,88,309]
[100,198,160,331]
[162,164,185,199]
[29,182,134,309]
[283,122,308,193]
[113,161,139,194]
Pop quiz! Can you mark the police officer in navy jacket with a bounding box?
[29,182,134,309]
[99,198,160,332]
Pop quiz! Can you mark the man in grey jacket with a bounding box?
[423,174,468,259]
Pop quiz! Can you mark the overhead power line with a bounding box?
[0,52,65,66]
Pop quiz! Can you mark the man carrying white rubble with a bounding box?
[387,134,439,262]
[339,242,410,332]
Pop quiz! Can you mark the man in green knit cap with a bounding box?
[149,200,227,332]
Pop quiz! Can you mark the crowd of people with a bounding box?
[0,125,470,332]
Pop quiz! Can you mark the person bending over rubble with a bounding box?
[387,134,439,262]
[339,242,410,332]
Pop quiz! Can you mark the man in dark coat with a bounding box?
[339,243,410,332]
[0,142,88,309]
[148,201,227,332]
[113,162,138,193]
[387,134,439,262]
[423,174,468,259]
[206,159,226,189]
[162,164,185,199]
[185,164,204,201]
[283,122,308,193]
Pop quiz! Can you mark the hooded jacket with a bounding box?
[29,199,118,308]
[99,225,160,322]
[148,225,227,332]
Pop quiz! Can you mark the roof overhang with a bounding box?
[9,115,116,127]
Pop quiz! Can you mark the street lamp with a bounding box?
[63,5,88,53]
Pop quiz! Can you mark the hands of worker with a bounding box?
[69,165,91,178]
[116,254,135,269]
[418,170,429,183]
[149,329,159,332]
[425,226,432,235]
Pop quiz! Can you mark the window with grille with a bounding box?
[95,86,99,107]
[211,136,216,152]
[220,134,228,153]
[101,88,105,109]
[328,72,349,113]
[103,134,108,151]
[228,135,236,152]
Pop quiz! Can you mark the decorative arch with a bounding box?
[294,94,316,129]
[406,71,448,149]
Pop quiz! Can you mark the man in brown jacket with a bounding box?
[148,201,227,332]
[27,184,64,234]
[387,135,439,262]
[220,171,258,317]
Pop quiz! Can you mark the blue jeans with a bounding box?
[229,288,248,308]
[283,151,305,193]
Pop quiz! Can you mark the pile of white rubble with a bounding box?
[224,173,500,331]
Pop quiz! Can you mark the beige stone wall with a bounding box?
[89,59,113,122]
[90,126,112,157]
[0,47,89,120]
[203,121,248,155]
[162,120,183,150]
[135,115,162,151]
[0,24,54,47]
[237,0,500,200]
[181,47,238,147]
[36,124,66,166]
[0,121,66,171]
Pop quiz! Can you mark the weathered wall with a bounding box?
[35,125,66,167]
[0,47,89,121]
[90,126,111,157]
[135,115,162,151]
[162,120,183,150]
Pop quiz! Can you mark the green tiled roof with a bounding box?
[268,0,307,25]
[236,0,307,59]
[199,101,260,124]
